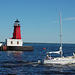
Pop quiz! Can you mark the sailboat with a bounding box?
[39,12,75,65]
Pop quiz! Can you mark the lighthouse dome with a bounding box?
[15,19,20,22]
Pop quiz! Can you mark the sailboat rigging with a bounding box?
[60,12,63,57]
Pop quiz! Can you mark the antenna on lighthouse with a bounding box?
[15,19,20,23]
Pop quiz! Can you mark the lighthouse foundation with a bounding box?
[0,46,33,51]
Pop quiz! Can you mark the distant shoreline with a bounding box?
[0,42,75,45]
[23,42,75,45]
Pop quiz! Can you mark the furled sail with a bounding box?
[47,51,61,54]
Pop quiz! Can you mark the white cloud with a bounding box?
[63,17,75,21]
[52,17,75,24]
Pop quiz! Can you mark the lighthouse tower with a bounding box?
[12,19,21,39]
[6,19,23,46]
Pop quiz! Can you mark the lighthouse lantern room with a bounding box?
[6,19,23,46]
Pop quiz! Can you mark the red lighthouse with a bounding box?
[12,19,21,39]
[6,19,23,47]
[0,19,33,51]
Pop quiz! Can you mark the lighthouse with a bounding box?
[12,19,21,39]
[6,19,23,47]
[0,19,33,51]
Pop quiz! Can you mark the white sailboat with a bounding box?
[42,12,75,65]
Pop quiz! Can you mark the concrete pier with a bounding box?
[0,46,33,51]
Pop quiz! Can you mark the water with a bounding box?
[0,43,75,75]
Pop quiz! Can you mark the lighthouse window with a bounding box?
[17,41,19,44]
[11,41,13,44]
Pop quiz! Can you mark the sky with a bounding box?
[0,0,75,43]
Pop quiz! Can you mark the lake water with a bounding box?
[0,43,75,75]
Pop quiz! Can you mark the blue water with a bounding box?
[0,43,75,75]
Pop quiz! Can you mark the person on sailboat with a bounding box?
[46,54,49,59]
[49,55,52,60]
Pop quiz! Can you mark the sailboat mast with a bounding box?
[60,12,63,57]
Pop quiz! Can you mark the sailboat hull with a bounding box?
[44,56,75,65]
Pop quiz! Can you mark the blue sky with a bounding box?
[0,0,75,43]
